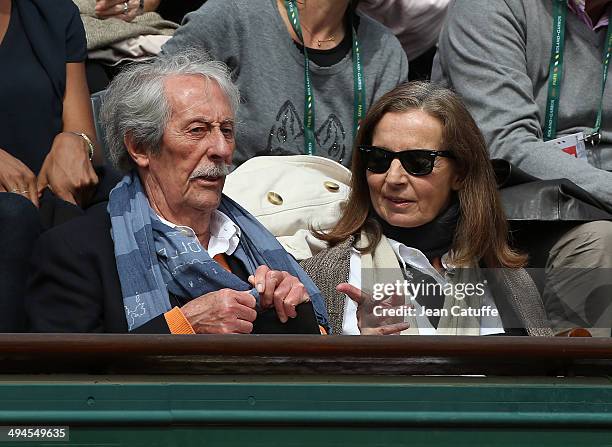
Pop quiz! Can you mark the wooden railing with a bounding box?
[1,334,611,376]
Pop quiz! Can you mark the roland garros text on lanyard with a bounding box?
[544,0,612,144]
[284,0,366,155]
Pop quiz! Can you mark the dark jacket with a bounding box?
[26,202,319,334]
[25,202,165,333]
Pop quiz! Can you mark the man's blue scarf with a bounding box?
[108,173,328,331]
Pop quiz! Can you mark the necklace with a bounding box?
[299,21,336,47]
[301,23,336,48]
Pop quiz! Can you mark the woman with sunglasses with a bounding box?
[301,82,552,336]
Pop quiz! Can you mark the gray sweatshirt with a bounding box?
[163,0,408,167]
[432,0,612,209]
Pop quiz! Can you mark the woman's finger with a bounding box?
[95,0,133,18]
[337,282,369,306]
[377,322,411,335]
[25,174,39,207]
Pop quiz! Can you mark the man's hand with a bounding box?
[248,265,310,323]
[0,148,39,206]
[180,288,257,334]
[337,283,410,335]
[37,132,99,207]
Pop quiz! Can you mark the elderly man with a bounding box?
[25,51,329,334]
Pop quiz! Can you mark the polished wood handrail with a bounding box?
[0,335,611,376]
[0,333,611,357]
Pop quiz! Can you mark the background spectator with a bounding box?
[75,0,178,93]
[432,0,612,335]
[162,0,408,168]
[0,0,98,331]
[358,0,450,80]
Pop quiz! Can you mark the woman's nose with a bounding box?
[385,159,408,184]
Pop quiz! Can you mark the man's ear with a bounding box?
[124,134,150,169]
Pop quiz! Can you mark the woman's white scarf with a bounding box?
[359,231,482,336]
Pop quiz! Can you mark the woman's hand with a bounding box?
[95,0,161,22]
[0,148,39,206]
[337,283,410,335]
[36,132,99,207]
[95,0,140,22]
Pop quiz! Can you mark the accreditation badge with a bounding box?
[545,132,588,160]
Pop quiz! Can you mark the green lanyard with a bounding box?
[284,0,366,155]
[544,0,612,144]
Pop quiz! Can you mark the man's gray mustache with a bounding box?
[189,163,231,180]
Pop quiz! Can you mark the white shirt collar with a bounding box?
[386,237,446,282]
[156,209,241,258]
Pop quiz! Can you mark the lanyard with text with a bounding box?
[544,0,612,145]
[284,0,366,155]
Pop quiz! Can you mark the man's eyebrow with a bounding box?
[184,116,235,127]
[186,117,235,125]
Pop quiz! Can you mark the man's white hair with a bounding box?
[100,49,240,173]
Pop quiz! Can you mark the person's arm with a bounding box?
[394,33,409,83]
[365,16,409,103]
[36,62,100,206]
[432,0,612,209]
[358,0,450,61]
[62,62,102,166]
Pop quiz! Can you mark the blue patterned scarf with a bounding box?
[108,172,328,331]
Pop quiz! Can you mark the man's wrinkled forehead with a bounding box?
[163,74,233,120]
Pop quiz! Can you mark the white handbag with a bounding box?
[223,155,351,259]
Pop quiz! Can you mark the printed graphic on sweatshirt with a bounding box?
[266,100,347,162]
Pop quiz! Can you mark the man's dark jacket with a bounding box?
[26,202,319,334]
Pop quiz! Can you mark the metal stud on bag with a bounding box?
[267,192,283,205]
[324,181,340,192]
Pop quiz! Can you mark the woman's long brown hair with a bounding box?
[316,82,526,268]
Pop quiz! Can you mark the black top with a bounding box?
[0,0,86,174]
[295,31,352,67]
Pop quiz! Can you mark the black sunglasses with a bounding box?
[359,145,455,176]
